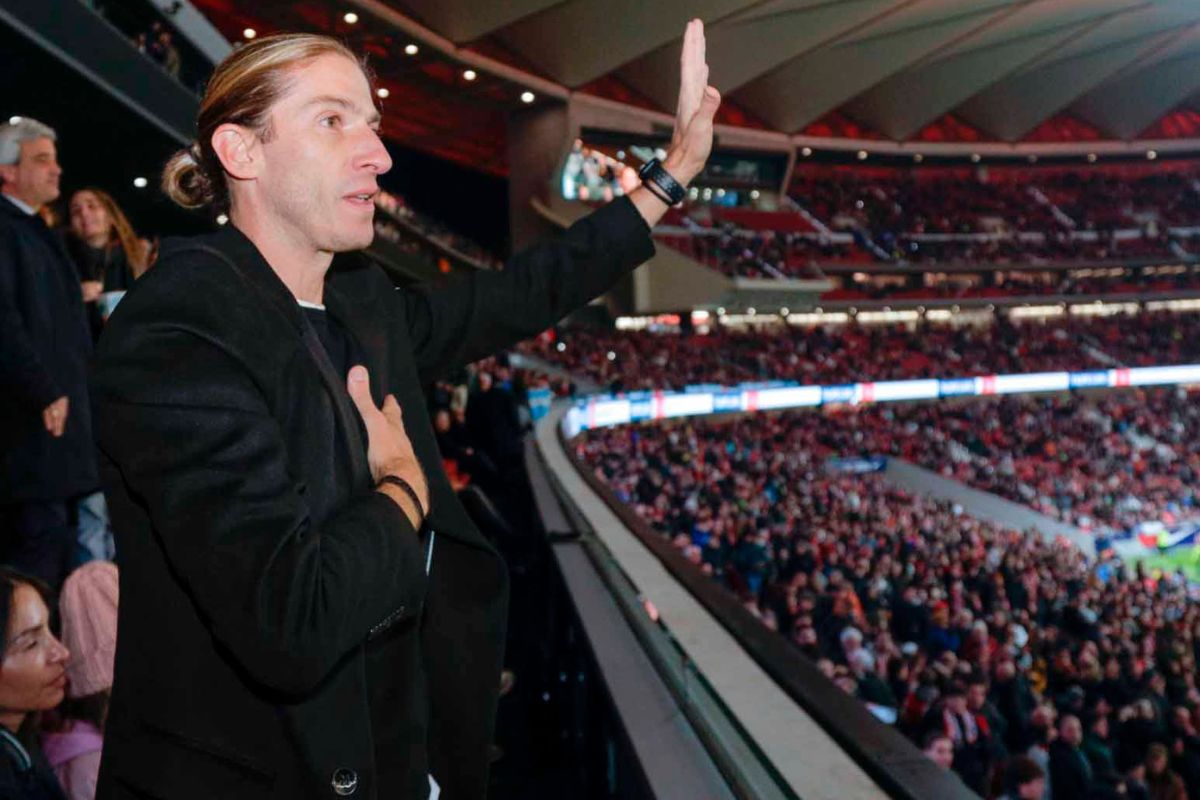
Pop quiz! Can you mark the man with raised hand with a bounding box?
[93,21,718,800]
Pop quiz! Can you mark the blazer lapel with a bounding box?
[296,314,372,490]
[170,235,373,491]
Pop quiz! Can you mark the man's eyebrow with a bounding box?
[302,95,382,126]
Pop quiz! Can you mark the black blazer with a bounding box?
[91,197,654,799]
[0,195,97,502]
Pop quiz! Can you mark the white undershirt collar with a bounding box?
[2,193,37,216]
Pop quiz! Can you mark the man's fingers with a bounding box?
[382,394,405,426]
[677,20,709,133]
[346,365,378,419]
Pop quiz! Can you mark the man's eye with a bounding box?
[321,115,341,128]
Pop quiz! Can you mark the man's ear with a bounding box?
[0,163,14,188]
[211,124,261,182]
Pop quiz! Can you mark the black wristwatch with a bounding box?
[638,158,687,206]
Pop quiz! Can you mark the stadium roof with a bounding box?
[192,0,1200,170]
[401,0,1200,140]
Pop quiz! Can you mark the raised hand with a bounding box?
[665,19,721,187]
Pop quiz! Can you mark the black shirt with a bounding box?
[302,303,431,798]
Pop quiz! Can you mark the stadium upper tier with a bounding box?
[520,309,1200,392]
[652,161,1200,283]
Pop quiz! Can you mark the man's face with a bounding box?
[967,684,986,710]
[0,137,61,208]
[925,738,954,770]
[1018,777,1045,800]
[248,53,391,254]
[1060,717,1082,747]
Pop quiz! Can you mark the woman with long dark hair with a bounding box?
[0,567,71,799]
[41,561,116,799]
[64,188,151,339]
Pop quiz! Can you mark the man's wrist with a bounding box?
[662,151,699,189]
[377,482,423,530]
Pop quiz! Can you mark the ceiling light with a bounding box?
[970,153,981,163]
[856,150,868,160]
[404,43,419,56]
[520,91,535,104]
[216,214,229,226]
[243,28,256,39]
[343,11,358,23]
[376,87,389,99]
[913,153,924,163]
[1147,150,1158,160]
[750,189,760,199]
[801,147,812,157]
[132,177,148,189]
[1087,153,1097,163]
[1027,154,1038,163]
[463,69,477,81]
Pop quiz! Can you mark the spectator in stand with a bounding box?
[0,568,71,800]
[0,118,106,590]
[1082,712,1120,790]
[997,755,1048,800]
[1145,742,1187,800]
[928,682,994,793]
[1049,714,1093,799]
[65,188,150,341]
[156,29,181,79]
[923,731,955,771]
[41,561,117,799]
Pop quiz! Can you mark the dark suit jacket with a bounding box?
[1050,740,1095,800]
[0,195,97,501]
[92,197,654,799]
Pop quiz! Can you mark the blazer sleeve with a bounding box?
[397,196,655,384]
[94,326,428,696]
[0,225,62,411]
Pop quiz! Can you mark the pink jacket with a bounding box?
[41,720,103,800]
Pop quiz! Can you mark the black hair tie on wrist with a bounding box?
[377,474,426,524]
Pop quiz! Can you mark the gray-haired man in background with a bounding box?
[0,117,111,589]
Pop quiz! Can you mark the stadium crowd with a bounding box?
[808,389,1200,536]
[578,406,1200,799]
[519,310,1200,392]
[643,164,1200,278]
